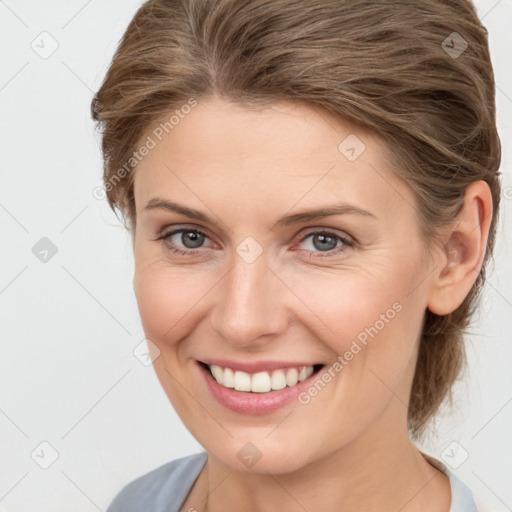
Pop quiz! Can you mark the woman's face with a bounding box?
[132,96,438,473]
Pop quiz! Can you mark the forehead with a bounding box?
[133,96,413,219]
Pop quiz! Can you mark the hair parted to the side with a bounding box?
[91,0,501,438]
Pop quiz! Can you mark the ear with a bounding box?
[427,180,493,316]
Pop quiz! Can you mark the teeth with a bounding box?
[298,366,310,381]
[271,369,287,390]
[285,367,299,386]
[223,367,234,388]
[251,371,271,393]
[234,370,251,391]
[208,364,315,392]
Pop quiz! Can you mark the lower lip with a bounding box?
[197,361,322,415]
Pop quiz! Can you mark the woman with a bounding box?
[92,0,501,510]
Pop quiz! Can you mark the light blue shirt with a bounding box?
[106,451,477,511]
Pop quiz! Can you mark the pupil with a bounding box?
[313,234,337,251]
[182,231,204,248]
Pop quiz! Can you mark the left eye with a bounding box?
[297,231,351,254]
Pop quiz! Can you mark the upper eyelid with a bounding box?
[292,227,354,247]
[159,225,211,239]
[159,224,350,238]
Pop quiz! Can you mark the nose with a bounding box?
[209,250,288,350]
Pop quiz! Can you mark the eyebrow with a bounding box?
[143,197,377,227]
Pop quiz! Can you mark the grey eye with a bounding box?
[302,233,340,252]
[179,230,205,248]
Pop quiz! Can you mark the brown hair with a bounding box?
[91,0,501,438]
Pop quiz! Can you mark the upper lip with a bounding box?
[198,358,324,374]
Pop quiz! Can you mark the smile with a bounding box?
[197,360,326,415]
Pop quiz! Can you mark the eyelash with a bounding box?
[156,227,354,258]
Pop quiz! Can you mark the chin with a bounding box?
[213,445,312,475]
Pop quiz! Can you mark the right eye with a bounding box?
[157,227,214,255]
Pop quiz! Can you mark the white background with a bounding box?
[0,1,511,510]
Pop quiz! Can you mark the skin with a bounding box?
[129,95,492,512]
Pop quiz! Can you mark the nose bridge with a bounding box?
[211,250,286,346]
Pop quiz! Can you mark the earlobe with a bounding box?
[427,180,493,316]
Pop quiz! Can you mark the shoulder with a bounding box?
[106,451,208,512]
[420,451,477,512]
[447,471,479,512]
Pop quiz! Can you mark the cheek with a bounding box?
[282,269,425,446]
[132,258,214,351]
[283,263,426,382]
[132,261,213,410]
